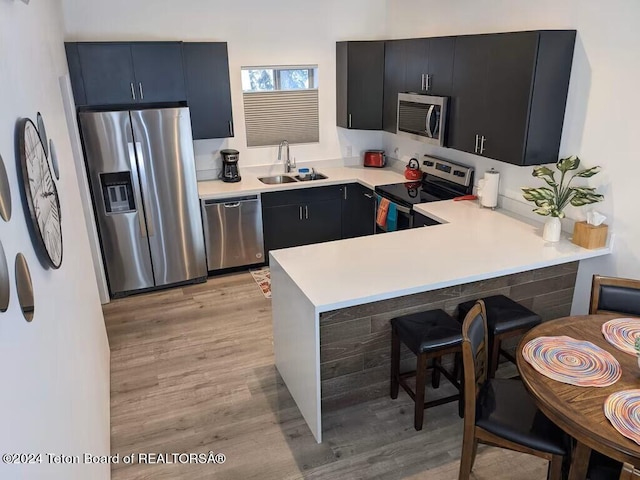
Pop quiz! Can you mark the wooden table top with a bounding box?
[517,314,640,466]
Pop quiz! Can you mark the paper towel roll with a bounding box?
[478,169,499,208]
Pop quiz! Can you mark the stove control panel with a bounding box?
[422,155,474,187]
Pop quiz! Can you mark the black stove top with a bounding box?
[375,181,453,206]
[375,157,474,208]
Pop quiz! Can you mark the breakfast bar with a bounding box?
[270,200,612,442]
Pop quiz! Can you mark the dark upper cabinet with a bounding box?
[336,41,385,130]
[382,37,455,134]
[448,30,576,166]
[448,35,491,155]
[66,42,187,107]
[403,39,430,93]
[76,43,137,106]
[130,43,187,104]
[427,36,456,96]
[341,183,375,239]
[383,40,406,133]
[183,42,233,140]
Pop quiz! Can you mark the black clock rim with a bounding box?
[17,117,63,270]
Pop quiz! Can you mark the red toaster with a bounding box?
[363,150,386,168]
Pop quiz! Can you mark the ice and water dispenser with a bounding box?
[99,172,136,214]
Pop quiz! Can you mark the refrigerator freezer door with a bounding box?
[130,108,206,286]
[79,111,155,294]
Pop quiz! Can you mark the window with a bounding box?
[241,65,319,147]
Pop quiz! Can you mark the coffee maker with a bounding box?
[220,149,241,183]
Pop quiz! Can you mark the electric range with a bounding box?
[375,157,474,230]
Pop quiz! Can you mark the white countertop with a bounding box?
[197,165,406,199]
[270,200,612,312]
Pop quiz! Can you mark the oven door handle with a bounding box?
[377,195,412,216]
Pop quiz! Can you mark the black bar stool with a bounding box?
[390,309,463,431]
[457,294,541,378]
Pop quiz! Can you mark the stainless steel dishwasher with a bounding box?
[201,195,265,271]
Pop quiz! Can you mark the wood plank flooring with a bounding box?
[104,271,547,479]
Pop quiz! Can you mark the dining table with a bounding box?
[517,314,640,480]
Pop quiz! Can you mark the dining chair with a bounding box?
[590,275,640,316]
[458,300,567,480]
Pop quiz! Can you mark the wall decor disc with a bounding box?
[36,112,49,158]
[0,240,9,312]
[0,154,11,222]
[15,253,33,322]
[49,139,60,180]
[17,117,63,269]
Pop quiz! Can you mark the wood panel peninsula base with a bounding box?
[318,262,578,413]
[270,200,612,442]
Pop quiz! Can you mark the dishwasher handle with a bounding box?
[203,195,259,206]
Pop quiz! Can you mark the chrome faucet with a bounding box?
[278,140,296,173]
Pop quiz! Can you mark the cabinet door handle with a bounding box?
[343,186,347,200]
[305,205,309,220]
[138,82,144,100]
[426,74,431,91]
[130,82,136,100]
[421,74,425,90]
[299,206,303,220]
[364,193,373,199]
[348,114,352,128]
[474,134,479,153]
[480,136,486,154]
[229,121,234,136]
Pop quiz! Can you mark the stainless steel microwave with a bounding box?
[397,93,448,146]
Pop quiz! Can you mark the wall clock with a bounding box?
[17,118,63,269]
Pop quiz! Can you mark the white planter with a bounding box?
[543,217,562,242]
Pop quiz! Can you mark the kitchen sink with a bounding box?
[258,175,298,184]
[295,173,328,181]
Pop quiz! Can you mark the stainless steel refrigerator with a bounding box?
[79,107,206,297]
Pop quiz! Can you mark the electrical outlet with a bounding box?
[346,146,353,157]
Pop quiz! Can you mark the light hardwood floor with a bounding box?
[104,271,547,480]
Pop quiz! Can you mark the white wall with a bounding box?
[61,0,389,179]
[382,0,640,312]
[0,1,110,479]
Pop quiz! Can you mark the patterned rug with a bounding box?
[250,267,271,299]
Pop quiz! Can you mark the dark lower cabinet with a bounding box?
[262,186,343,255]
[341,183,375,238]
[183,42,234,139]
[336,41,385,130]
[413,212,440,228]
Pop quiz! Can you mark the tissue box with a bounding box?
[572,221,608,249]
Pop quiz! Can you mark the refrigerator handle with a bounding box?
[134,141,155,237]
[127,142,148,238]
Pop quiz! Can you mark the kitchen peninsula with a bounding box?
[270,200,612,442]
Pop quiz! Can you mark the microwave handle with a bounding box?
[425,105,435,138]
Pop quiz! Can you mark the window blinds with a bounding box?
[243,89,319,147]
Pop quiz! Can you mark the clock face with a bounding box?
[19,118,63,269]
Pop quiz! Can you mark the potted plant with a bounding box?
[522,156,604,242]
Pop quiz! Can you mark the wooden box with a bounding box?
[572,221,608,249]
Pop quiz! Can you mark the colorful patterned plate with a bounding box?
[602,318,640,356]
[605,390,640,446]
[522,336,621,387]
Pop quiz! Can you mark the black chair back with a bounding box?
[461,300,488,427]
[590,275,640,316]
